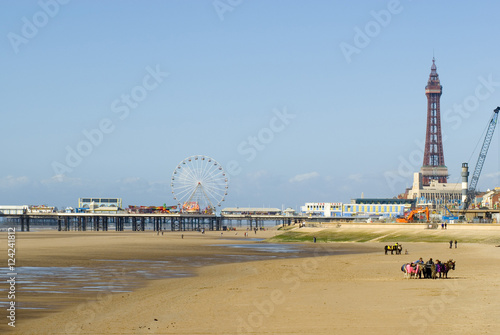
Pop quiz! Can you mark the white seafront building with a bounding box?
[300,201,408,218]
[300,203,343,217]
[406,172,462,206]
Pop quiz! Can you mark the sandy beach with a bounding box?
[2,225,500,334]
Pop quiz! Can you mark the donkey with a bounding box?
[441,260,456,278]
[403,263,420,279]
[385,244,403,255]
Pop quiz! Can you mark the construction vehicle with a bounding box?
[396,207,429,223]
[462,107,499,214]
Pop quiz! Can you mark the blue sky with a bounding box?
[1,0,499,210]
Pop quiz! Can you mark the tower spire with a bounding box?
[420,58,448,185]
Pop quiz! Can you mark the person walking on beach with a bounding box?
[455,240,457,248]
[449,240,453,249]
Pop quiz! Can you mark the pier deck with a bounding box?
[0,212,319,232]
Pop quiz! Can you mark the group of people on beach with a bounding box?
[403,257,455,279]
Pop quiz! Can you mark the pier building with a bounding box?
[78,198,122,208]
[0,205,28,215]
[221,207,281,215]
[78,198,122,213]
[29,205,55,213]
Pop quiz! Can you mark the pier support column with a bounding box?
[194,217,199,231]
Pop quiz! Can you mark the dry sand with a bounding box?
[2,225,500,334]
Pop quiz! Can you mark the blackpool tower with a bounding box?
[420,58,448,185]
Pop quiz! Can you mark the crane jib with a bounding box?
[463,107,499,212]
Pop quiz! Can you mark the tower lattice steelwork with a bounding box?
[420,58,448,185]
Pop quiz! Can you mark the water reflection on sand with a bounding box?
[1,242,371,311]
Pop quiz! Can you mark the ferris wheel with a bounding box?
[171,155,228,214]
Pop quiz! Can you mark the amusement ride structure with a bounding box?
[170,155,228,214]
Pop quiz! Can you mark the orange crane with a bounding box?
[396,207,429,223]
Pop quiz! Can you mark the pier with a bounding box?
[0,212,315,232]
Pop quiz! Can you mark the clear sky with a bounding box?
[1,0,499,210]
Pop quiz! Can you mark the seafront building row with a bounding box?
[300,201,408,218]
[1,187,499,217]
[1,183,499,224]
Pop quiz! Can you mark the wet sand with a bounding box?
[2,226,500,334]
